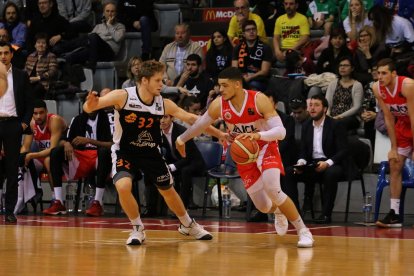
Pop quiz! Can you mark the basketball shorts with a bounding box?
[395,119,413,157]
[237,141,284,190]
[111,150,173,189]
[63,149,98,180]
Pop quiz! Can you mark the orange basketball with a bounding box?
[230,138,259,165]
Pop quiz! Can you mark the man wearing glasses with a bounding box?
[227,0,266,47]
[273,0,310,63]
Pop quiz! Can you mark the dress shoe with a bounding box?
[5,214,17,223]
[313,215,331,224]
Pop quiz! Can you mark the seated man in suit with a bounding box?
[160,114,206,210]
[284,94,348,223]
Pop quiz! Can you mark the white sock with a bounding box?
[51,192,55,200]
[131,217,144,230]
[54,187,63,202]
[391,199,400,215]
[95,188,105,205]
[291,217,306,232]
[178,213,192,227]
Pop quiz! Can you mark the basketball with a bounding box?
[230,138,259,165]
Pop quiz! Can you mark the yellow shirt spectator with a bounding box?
[274,12,310,50]
[227,13,267,44]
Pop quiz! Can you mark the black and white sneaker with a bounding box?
[376,209,402,228]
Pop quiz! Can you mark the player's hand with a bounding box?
[72,136,89,146]
[84,91,99,112]
[24,153,32,167]
[175,141,186,158]
[315,161,329,172]
[64,141,74,161]
[235,132,260,141]
[178,86,190,96]
[388,149,399,162]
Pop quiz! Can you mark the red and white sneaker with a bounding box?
[85,200,104,217]
[43,200,67,215]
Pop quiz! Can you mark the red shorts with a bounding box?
[236,141,284,190]
[396,119,413,149]
[63,149,98,180]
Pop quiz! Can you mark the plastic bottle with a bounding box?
[363,192,372,223]
[83,184,95,210]
[222,186,231,219]
[65,182,75,213]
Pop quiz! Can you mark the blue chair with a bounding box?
[374,160,414,222]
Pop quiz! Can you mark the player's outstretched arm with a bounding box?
[83,89,127,113]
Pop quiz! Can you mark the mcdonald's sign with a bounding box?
[202,8,234,22]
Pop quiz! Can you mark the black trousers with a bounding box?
[0,118,22,215]
[50,146,112,188]
[283,163,344,217]
[176,159,205,208]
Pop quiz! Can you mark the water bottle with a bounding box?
[406,159,414,180]
[65,183,75,212]
[222,186,231,219]
[83,184,95,210]
[0,189,4,214]
[363,192,372,223]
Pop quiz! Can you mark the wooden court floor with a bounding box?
[1,215,414,275]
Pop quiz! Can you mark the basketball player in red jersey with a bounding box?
[373,58,414,228]
[176,67,314,248]
[20,100,67,190]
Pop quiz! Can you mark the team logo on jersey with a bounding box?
[155,103,162,111]
[247,108,255,115]
[130,130,157,148]
[224,112,232,120]
[125,112,137,123]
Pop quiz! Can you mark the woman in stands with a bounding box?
[316,28,351,75]
[25,33,58,99]
[353,26,387,86]
[121,56,141,89]
[342,0,372,44]
[325,56,363,131]
[205,30,233,82]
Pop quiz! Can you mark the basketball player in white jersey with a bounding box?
[84,60,225,245]
[176,67,314,248]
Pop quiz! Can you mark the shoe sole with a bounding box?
[375,221,402,228]
[43,211,67,215]
[126,239,145,245]
[297,242,314,248]
[85,212,103,217]
[178,228,213,240]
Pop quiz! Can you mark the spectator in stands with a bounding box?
[253,0,283,36]
[284,94,348,224]
[374,0,414,27]
[174,54,214,110]
[306,0,337,36]
[227,0,266,47]
[360,65,378,148]
[159,23,202,86]
[56,0,92,33]
[122,56,141,89]
[343,0,372,43]
[61,1,125,72]
[160,114,206,210]
[117,0,158,61]
[232,20,272,91]
[325,56,363,131]
[284,49,315,76]
[316,28,351,74]
[205,30,233,82]
[0,1,22,21]
[45,107,113,216]
[369,5,414,57]
[340,0,373,20]
[20,99,67,202]
[25,33,58,99]
[0,27,25,68]
[27,0,72,53]
[0,2,26,49]
[353,26,387,85]
[273,0,310,63]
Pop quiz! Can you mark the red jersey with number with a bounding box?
[32,113,55,151]
[221,90,284,189]
[378,76,412,148]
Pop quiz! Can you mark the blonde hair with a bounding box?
[358,25,376,48]
[348,0,366,25]
[126,56,141,80]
